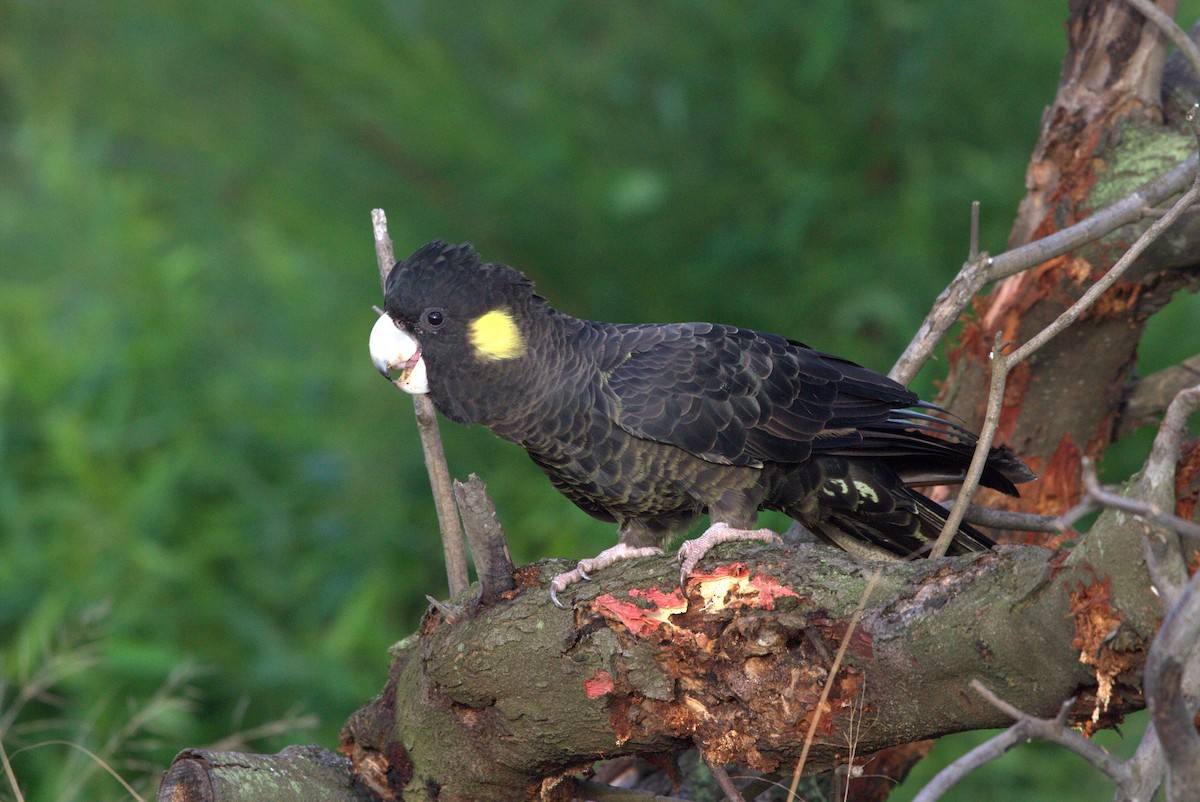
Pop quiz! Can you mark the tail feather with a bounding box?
[795,454,998,559]
[817,407,1036,497]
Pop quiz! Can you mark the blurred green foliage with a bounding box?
[2,1,1197,798]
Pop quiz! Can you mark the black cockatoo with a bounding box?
[370,241,1034,606]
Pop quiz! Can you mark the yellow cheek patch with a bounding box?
[468,308,526,361]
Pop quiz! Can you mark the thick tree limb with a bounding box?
[338,506,1159,800]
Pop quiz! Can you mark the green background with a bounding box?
[2,2,1196,799]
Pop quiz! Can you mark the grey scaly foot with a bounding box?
[677,522,782,585]
[549,543,664,608]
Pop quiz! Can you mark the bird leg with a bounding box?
[549,543,664,608]
[678,522,781,585]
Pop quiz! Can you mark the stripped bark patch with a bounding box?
[592,587,688,639]
[589,566,870,772]
[685,562,802,612]
[749,571,803,608]
[584,670,615,699]
[1176,440,1200,524]
[1069,574,1143,732]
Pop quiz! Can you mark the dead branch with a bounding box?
[1055,455,1200,544]
[959,504,1064,532]
[889,151,1198,386]
[930,334,1010,557]
[453,474,516,605]
[156,746,371,802]
[910,686,1134,802]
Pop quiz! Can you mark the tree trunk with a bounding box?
[941,0,1200,528]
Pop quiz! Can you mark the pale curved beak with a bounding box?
[369,313,429,394]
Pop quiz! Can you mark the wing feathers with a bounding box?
[603,322,1029,497]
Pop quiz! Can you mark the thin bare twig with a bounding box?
[788,568,882,800]
[911,682,1134,802]
[371,209,471,596]
[968,200,981,263]
[930,333,1009,557]
[889,245,990,385]
[1054,455,1200,543]
[890,151,1199,385]
[960,504,1064,532]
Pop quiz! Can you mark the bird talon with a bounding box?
[677,545,696,586]
[577,565,593,581]
[549,567,585,609]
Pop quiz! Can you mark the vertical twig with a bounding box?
[929,333,1010,558]
[371,210,471,596]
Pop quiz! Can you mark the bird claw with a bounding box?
[677,523,782,587]
[678,548,703,587]
[547,544,666,608]
[549,567,586,609]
